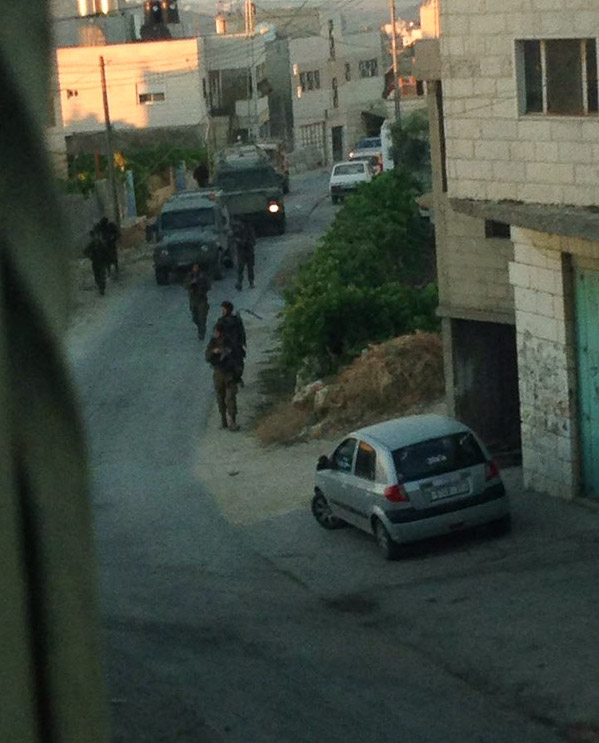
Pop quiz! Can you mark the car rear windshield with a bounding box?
[358,137,381,149]
[215,167,278,191]
[392,433,486,483]
[161,208,214,230]
[334,163,365,176]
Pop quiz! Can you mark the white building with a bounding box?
[289,16,389,162]
[57,38,209,136]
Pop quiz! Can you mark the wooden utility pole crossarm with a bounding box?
[99,55,121,228]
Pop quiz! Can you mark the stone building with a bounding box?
[415,0,599,501]
[289,17,389,163]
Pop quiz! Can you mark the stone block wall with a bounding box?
[507,227,599,498]
[441,0,599,207]
[441,209,515,317]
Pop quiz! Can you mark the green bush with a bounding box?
[280,168,439,374]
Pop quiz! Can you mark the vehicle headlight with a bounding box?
[268,201,280,214]
[349,150,355,158]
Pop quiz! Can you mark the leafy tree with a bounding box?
[391,109,431,189]
[280,168,438,375]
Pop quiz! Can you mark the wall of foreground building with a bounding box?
[508,228,599,500]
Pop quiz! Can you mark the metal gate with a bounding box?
[575,265,599,498]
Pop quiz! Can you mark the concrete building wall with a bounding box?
[57,38,207,134]
[507,228,592,498]
[440,0,599,207]
[290,28,388,158]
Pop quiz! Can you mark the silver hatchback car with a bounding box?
[312,414,510,560]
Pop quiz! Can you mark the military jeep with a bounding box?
[152,191,234,285]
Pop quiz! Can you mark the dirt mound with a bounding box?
[256,332,445,445]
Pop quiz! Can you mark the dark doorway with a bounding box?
[331,126,344,162]
[451,319,521,458]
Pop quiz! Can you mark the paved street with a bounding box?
[68,171,571,742]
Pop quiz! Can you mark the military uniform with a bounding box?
[233,221,256,290]
[205,336,240,430]
[185,267,211,339]
[84,234,109,295]
[216,311,246,383]
[96,218,119,276]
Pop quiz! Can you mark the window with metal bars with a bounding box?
[517,38,598,115]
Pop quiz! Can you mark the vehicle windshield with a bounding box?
[392,432,486,483]
[215,167,278,191]
[358,137,381,149]
[161,208,214,230]
[334,163,366,176]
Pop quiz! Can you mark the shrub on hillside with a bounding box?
[280,168,438,375]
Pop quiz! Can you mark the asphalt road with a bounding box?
[68,172,564,743]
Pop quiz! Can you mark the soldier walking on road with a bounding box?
[233,218,256,291]
[216,300,246,385]
[96,216,120,277]
[83,229,109,296]
[184,263,211,340]
[205,325,240,431]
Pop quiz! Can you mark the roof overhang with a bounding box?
[450,198,599,243]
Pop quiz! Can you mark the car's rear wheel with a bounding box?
[311,492,345,530]
[155,267,169,285]
[373,518,401,560]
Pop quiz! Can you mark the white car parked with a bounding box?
[329,161,373,204]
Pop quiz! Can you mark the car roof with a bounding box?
[351,415,472,451]
[333,160,367,169]
[162,193,219,213]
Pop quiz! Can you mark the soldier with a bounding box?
[193,161,210,188]
[184,263,211,340]
[83,229,109,296]
[96,216,120,277]
[205,325,240,431]
[216,300,246,384]
[233,218,256,291]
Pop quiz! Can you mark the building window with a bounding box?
[332,77,339,108]
[345,62,351,81]
[328,19,336,60]
[299,70,320,93]
[138,91,165,104]
[485,220,511,239]
[202,77,207,99]
[299,122,324,147]
[359,58,379,78]
[517,38,599,115]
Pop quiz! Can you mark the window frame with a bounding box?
[331,437,357,473]
[354,441,377,482]
[517,37,599,117]
[137,91,166,105]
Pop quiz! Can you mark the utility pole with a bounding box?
[99,55,120,228]
[388,0,401,123]
[244,0,260,141]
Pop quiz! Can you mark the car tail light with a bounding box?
[485,460,500,481]
[384,484,409,502]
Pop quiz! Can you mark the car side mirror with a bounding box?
[317,455,331,471]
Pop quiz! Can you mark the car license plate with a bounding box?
[431,482,469,501]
